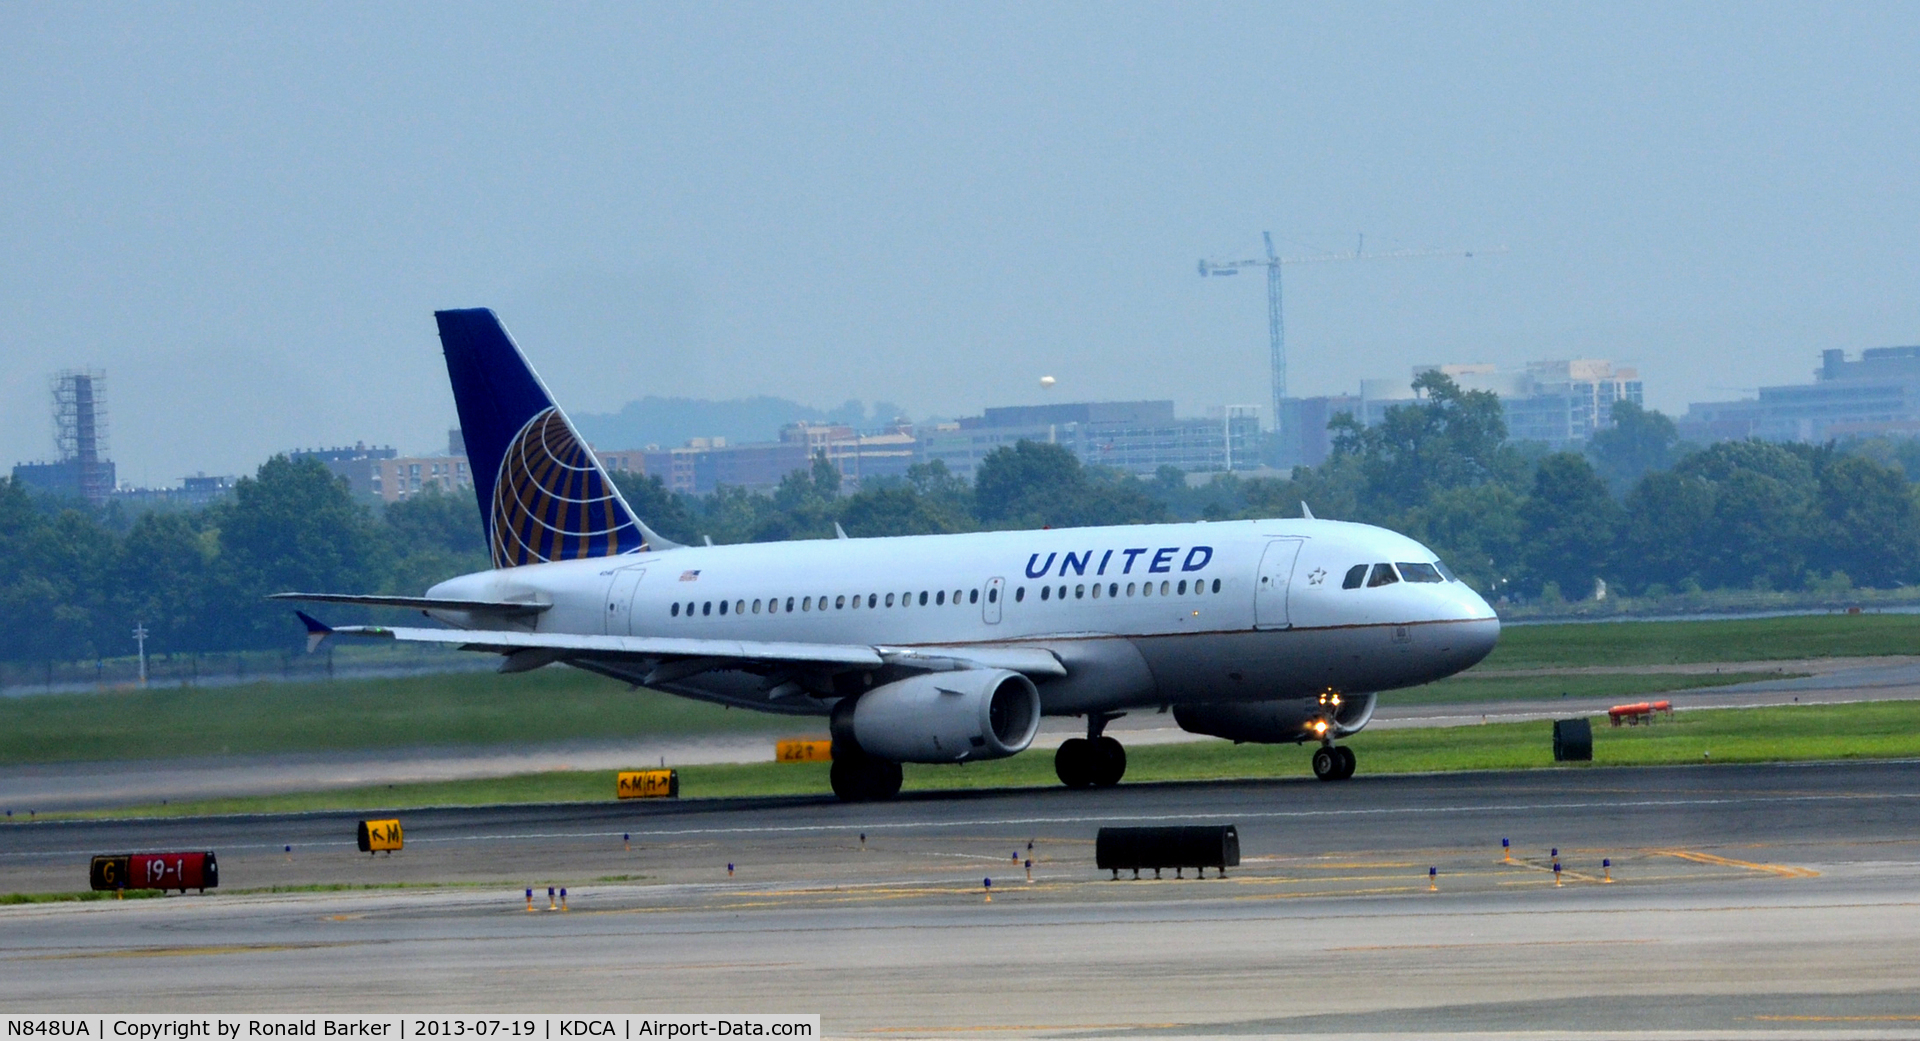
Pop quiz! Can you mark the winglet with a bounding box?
[294,610,334,654]
[1301,501,1316,520]
[834,522,850,540]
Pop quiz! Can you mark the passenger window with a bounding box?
[1127,582,1137,596]
[703,601,712,616]
[735,600,745,614]
[936,590,946,605]
[1041,586,1051,601]
[1058,585,1068,600]
[1211,579,1221,593]
[970,589,980,604]
[801,597,811,611]
[1160,581,1171,595]
[1177,580,1187,595]
[1343,565,1367,589]
[953,589,962,604]
[1398,562,1444,583]
[885,592,895,607]
[1013,587,1023,602]
[1075,584,1084,599]
[1142,582,1152,597]
[919,591,929,606]
[671,603,680,617]
[785,597,795,612]
[1367,563,1399,587]
[835,595,846,609]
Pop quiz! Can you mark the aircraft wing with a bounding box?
[295,614,1066,679]
[270,592,550,615]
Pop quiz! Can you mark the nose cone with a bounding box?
[1433,583,1500,672]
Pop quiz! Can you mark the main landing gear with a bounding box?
[830,747,903,802]
[1056,712,1127,789]
[1311,743,1356,782]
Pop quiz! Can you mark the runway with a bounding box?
[5,761,1920,1037]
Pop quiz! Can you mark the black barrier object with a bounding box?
[1553,718,1593,761]
[1096,825,1240,878]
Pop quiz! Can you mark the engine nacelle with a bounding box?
[841,669,1041,763]
[1173,692,1377,744]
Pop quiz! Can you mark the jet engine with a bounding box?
[837,669,1041,763]
[1173,692,1377,744]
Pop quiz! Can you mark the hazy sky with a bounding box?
[4,2,1917,484]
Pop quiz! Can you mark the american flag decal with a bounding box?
[679,570,701,581]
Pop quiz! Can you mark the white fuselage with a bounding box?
[427,517,1499,717]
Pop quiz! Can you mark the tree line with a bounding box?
[7,371,1920,664]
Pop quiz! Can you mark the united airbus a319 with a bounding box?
[280,309,1500,801]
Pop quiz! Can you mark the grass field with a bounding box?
[0,668,793,765]
[42,699,1920,820]
[1383,670,1788,706]
[3,612,1913,766]
[1481,612,1920,669]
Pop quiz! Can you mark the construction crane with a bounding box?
[1198,232,1506,447]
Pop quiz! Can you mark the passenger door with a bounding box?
[604,566,647,635]
[1254,539,1303,630]
[983,577,1004,624]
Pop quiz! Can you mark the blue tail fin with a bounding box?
[436,308,675,567]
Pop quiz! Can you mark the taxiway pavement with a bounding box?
[4,761,1919,1037]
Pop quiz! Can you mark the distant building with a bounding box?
[1274,395,1362,468]
[918,400,1261,478]
[1681,346,1920,444]
[289,443,397,501]
[11,369,115,506]
[1283,360,1643,461]
[110,473,236,509]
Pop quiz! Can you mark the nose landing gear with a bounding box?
[1312,743,1356,781]
[1056,712,1127,788]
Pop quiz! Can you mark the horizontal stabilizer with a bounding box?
[269,592,551,615]
[294,610,334,654]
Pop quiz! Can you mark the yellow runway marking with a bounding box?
[1652,849,1820,878]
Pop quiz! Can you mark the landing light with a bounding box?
[1311,720,1329,735]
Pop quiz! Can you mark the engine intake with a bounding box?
[840,669,1041,763]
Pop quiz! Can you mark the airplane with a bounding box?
[279,309,1501,801]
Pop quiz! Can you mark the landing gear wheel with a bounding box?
[830,754,903,802]
[1312,745,1339,781]
[1055,738,1096,788]
[1092,736,1127,787]
[1335,745,1356,780]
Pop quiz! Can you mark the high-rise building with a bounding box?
[11,369,116,506]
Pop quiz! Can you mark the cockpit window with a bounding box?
[1366,563,1399,587]
[1398,562,1444,583]
[1341,564,1367,589]
[1433,559,1458,583]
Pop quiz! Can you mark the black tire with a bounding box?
[1335,745,1356,780]
[1055,738,1095,788]
[1312,745,1339,781]
[1092,736,1127,787]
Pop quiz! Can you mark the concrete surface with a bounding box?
[3,761,1919,1037]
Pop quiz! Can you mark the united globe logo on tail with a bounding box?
[435,308,670,568]
[489,407,647,567]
